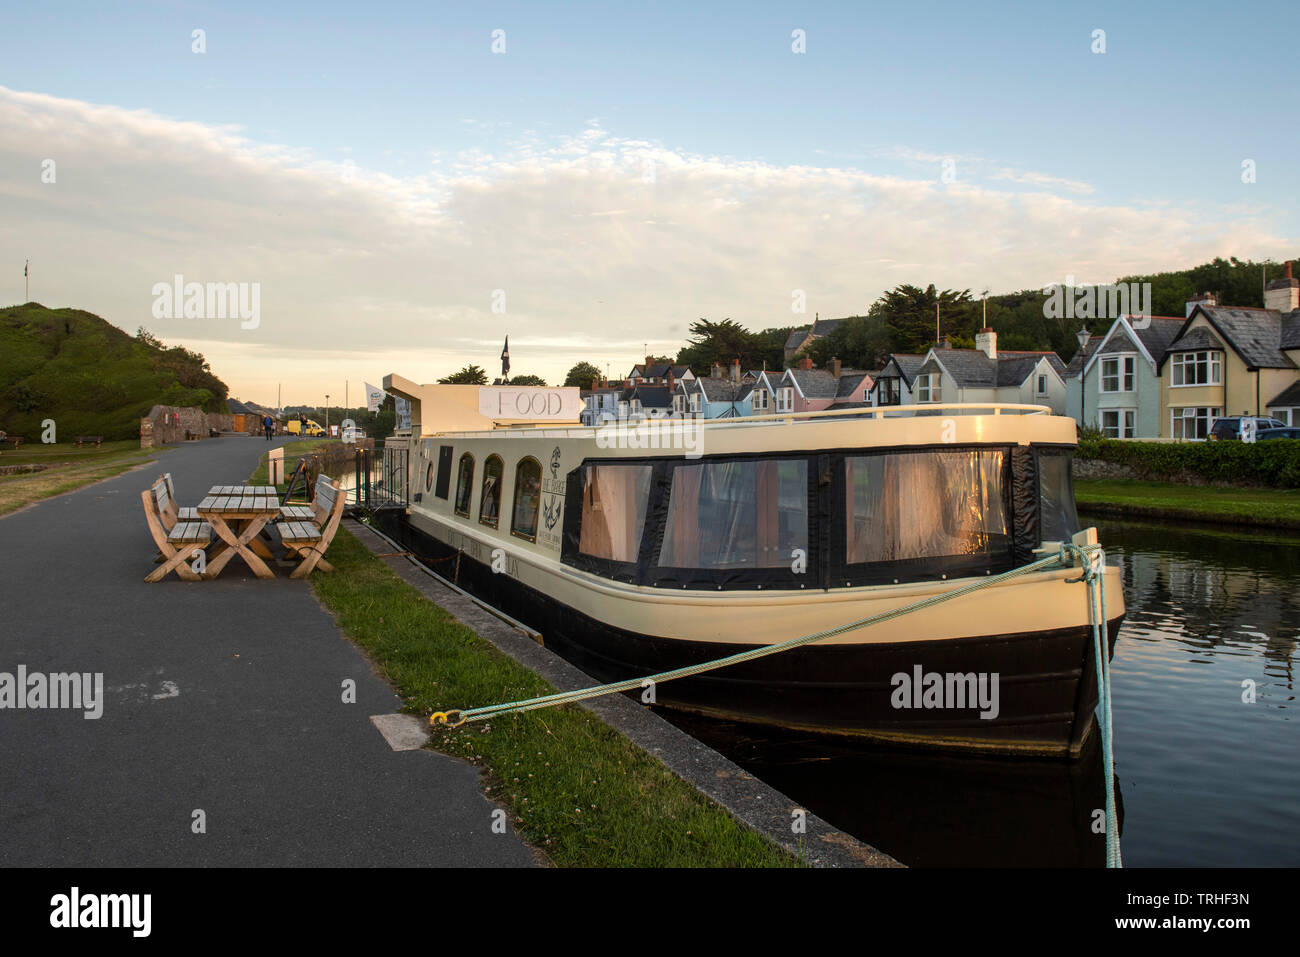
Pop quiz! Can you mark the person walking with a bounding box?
[263,415,275,441]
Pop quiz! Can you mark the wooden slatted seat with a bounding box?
[161,473,200,522]
[279,475,346,578]
[142,478,210,582]
[278,504,317,521]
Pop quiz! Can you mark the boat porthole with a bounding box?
[942,574,948,580]
[756,585,762,590]
[893,579,898,584]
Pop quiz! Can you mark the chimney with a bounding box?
[711,361,723,379]
[666,369,675,394]
[730,357,741,382]
[1186,292,1218,317]
[797,355,813,371]
[937,336,952,350]
[1264,262,1300,312]
[975,327,997,359]
[830,356,842,378]
[590,377,600,391]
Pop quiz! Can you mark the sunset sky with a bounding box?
[3,0,1297,406]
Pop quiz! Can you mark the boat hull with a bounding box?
[387,514,1122,758]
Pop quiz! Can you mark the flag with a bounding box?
[500,335,510,379]
[364,382,387,413]
[24,261,28,278]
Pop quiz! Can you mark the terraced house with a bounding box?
[1065,315,1184,438]
[1156,275,1300,438]
[910,330,1067,414]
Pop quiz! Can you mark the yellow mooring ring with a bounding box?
[430,710,466,728]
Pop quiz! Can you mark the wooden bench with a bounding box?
[0,433,23,449]
[278,474,346,578]
[142,477,211,582]
[75,435,104,447]
[160,473,201,523]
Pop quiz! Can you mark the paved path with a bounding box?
[0,437,535,866]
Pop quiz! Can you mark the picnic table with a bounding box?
[197,485,281,579]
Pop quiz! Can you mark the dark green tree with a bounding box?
[563,361,603,388]
[438,364,489,385]
[507,374,547,386]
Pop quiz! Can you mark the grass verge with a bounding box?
[0,440,161,516]
[308,527,800,867]
[247,439,339,494]
[1075,478,1300,529]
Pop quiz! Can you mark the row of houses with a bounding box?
[579,266,1300,438]
[1065,270,1300,438]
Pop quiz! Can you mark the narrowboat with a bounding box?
[380,375,1124,758]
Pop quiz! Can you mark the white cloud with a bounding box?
[1,85,1291,403]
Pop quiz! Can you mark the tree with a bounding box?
[875,284,975,354]
[563,361,603,388]
[438,364,488,385]
[674,318,767,372]
[803,312,894,370]
[507,374,547,386]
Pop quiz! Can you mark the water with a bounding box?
[667,518,1300,867]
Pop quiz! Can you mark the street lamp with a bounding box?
[325,395,330,436]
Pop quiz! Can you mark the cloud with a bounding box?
[0,85,1291,400]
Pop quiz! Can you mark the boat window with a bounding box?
[577,464,653,563]
[844,450,1007,565]
[658,459,808,570]
[1038,450,1080,543]
[511,457,543,541]
[434,445,454,499]
[453,453,474,517]
[479,455,503,527]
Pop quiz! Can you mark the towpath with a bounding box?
[0,435,535,866]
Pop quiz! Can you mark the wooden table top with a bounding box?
[208,485,278,496]
[197,495,280,514]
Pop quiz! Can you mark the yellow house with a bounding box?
[1157,282,1300,437]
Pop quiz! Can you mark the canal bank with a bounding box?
[333,517,898,867]
[1074,478,1300,530]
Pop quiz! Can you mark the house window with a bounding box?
[753,389,770,412]
[1036,374,1048,396]
[511,457,542,542]
[1171,407,1221,440]
[1100,409,1135,438]
[618,401,629,418]
[673,394,685,414]
[1171,351,1222,387]
[776,387,794,412]
[916,373,940,403]
[453,453,475,517]
[690,393,701,413]
[479,455,503,527]
[877,378,901,406]
[632,399,643,415]
[1100,356,1136,393]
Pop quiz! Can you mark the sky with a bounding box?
[2,0,1297,406]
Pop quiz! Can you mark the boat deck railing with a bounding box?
[432,401,1055,440]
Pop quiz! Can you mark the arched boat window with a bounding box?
[511,457,543,542]
[454,453,474,517]
[479,455,503,528]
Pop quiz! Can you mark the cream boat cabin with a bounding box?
[381,374,1124,757]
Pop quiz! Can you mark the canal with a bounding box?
[668,517,1300,867]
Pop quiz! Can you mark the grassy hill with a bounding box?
[0,303,229,441]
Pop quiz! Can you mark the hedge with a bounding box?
[1075,439,1300,488]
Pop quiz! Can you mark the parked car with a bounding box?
[1208,416,1287,440]
[1258,427,1300,441]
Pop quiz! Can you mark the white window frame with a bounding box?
[690,392,702,413]
[1036,373,1049,396]
[1171,406,1222,440]
[1171,351,1222,387]
[753,388,769,412]
[1100,354,1136,393]
[1100,408,1136,439]
[916,373,940,403]
[776,387,794,413]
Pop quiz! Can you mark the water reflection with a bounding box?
[665,519,1300,867]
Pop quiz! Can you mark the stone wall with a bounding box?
[139,405,234,448]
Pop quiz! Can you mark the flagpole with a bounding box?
[25,260,29,301]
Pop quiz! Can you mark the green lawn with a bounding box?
[247,438,340,494]
[0,440,163,516]
[307,528,800,867]
[1075,478,1300,529]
